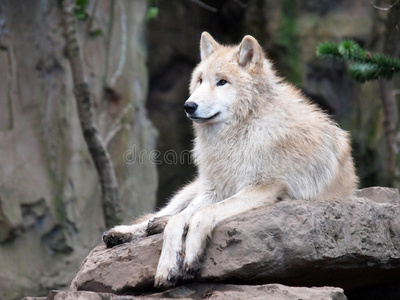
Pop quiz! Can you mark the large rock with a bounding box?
[70,187,400,296]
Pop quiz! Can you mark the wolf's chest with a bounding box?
[195,142,259,199]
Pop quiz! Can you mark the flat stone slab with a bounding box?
[70,187,400,294]
[45,283,347,300]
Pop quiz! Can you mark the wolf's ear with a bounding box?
[200,32,219,61]
[237,35,264,69]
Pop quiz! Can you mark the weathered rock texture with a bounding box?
[70,187,400,298]
[144,283,346,300]
[0,1,157,299]
[34,284,347,300]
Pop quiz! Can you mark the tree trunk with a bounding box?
[61,0,121,228]
[379,0,400,185]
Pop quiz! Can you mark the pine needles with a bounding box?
[317,40,400,83]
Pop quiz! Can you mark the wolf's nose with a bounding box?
[184,101,198,114]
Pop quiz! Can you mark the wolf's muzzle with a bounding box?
[184,101,198,114]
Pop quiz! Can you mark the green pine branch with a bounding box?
[348,63,379,83]
[317,40,400,82]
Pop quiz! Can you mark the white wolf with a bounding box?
[103,32,358,288]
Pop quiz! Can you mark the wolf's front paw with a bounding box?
[183,255,203,280]
[154,250,183,289]
[102,227,133,248]
[154,266,180,289]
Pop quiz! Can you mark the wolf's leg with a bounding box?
[154,192,214,288]
[102,180,200,248]
[183,181,288,276]
[146,215,170,235]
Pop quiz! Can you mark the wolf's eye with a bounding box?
[217,79,227,86]
[198,78,202,84]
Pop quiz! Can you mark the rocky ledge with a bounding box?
[25,284,346,299]
[28,187,400,299]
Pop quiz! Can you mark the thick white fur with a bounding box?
[103,32,358,288]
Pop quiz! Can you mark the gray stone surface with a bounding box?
[355,186,400,205]
[70,188,400,294]
[51,283,347,300]
[147,283,346,300]
[70,235,162,293]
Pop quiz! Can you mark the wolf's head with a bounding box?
[184,32,275,125]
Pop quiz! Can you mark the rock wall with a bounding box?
[0,1,157,299]
[146,0,398,207]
